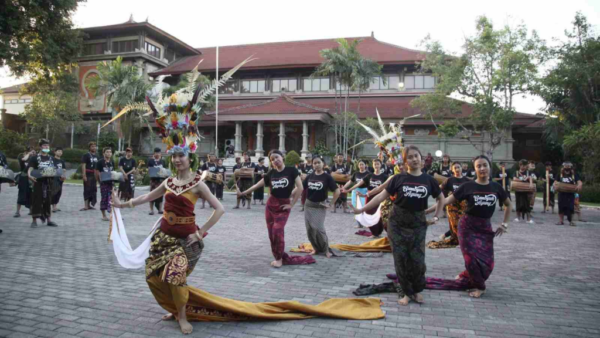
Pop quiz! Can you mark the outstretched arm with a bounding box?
[349,190,390,214]
[367,175,393,197]
[112,181,167,208]
[344,180,364,193]
[238,178,265,196]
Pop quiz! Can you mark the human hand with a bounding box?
[29,176,37,183]
[83,176,88,182]
[426,217,439,226]
[186,232,201,247]
[280,204,292,211]
[347,202,361,214]
[495,226,507,237]
[110,191,124,208]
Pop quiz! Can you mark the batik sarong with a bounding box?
[265,196,316,265]
[558,192,575,221]
[238,178,253,205]
[52,178,63,205]
[304,200,330,255]
[100,182,113,212]
[31,178,53,221]
[119,173,135,201]
[387,204,427,297]
[146,229,204,286]
[17,173,31,208]
[427,200,467,249]
[83,172,97,207]
[150,179,164,209]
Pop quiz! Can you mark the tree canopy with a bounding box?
[0,0,85,77]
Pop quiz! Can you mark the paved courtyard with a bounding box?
[1,184,600,338]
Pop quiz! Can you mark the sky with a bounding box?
[1,0,599,114]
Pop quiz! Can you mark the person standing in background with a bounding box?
[147,148,166,215]
[215,158,226,201]
[14,147,35,217]
[254,157,268,205]
[118,148,137,201]
[81,142,98,211]
[51,147,66,213]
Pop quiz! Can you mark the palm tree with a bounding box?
[86,56,152,149]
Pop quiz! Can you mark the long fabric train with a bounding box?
[110,209,385,321]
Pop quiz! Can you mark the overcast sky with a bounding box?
[1,0,599,114]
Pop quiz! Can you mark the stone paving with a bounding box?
[1,184,600,338]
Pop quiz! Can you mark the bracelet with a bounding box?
[500,223,508,229]
[128,200,134,209]
[433,216,439,222]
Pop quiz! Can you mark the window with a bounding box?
[83,43,106,56]
[271,79,297,92]
[218,79,239,94]
[404,75,436,89]
[303,77,329,92]
[241,80,266,93]
[145,41,161,58]
[164,49,177,63]
[369,76,391,90]
[112,40,139,53]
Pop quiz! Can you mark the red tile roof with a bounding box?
[0,84,25,94]
[206,94,329,116]
[150,36,426,76]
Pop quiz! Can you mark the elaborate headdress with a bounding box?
[102,56,255,157]
[352,109,419,165]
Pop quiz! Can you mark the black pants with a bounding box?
[215,183,224,199]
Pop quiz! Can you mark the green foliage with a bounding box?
[0,126,29,158]
[284,150,301,167]
[98,131,119,151]
[0,0,85,77]
[563,121,600,184]
[411,16,546,161]
[580,185,600,203]
[310,141,332,158]
[61,148,88,164]
[7,158,20,172]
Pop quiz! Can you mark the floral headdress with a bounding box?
[352,109,420,165]
[102,56,255,156]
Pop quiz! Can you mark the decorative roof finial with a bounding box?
[127,14,135,23]
[145,16,149,23]
[371,31,375,38]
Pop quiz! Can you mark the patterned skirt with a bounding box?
[119,173,135,201]
[427,200,467,249]
[145,229,204,286]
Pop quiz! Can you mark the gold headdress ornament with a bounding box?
[102,56,256,155]
[351,108,420,165]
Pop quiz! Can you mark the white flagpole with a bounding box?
[215,46,219,158]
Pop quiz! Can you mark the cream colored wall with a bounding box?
[0,93,33,115]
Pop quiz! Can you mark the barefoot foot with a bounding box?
[412,293,424,304]
[307,250,316,255]
[178,318,193,334]
[469,289,485,298]
[270,260,283,268]
[397,295,410,306]
[325,251,332,258]
[161,313,175,321]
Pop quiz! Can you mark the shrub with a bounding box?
[0,126,28,158]
[284,150,301,167]
[98,130,118,151]
[61,148,88,164]
[579,184,600,204]
[7,158,20,172]
[227,176,235,190]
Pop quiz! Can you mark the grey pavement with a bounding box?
[1,185,600,338]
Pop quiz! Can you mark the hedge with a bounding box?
[579,185,600,204]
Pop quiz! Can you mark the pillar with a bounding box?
[234,121,242,157]
[301,121,309,159]
[278,122,286,153]
[255,121,264,158]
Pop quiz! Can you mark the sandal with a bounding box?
[555,222,564,225]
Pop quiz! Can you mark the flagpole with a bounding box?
[215,46,219,158]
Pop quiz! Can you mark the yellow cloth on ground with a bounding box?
[291,237,391,253]
[147,276,384,322]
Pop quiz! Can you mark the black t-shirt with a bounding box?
[264,167,299,199]
[363,172,389,192]
[119,157,136,172]
[82,152,98,174]
[331,163,351,175]
[385,165,395,176]
[442,176,471,196]
[255,165,268,176]
[385,173,441,211]
[233,163,242,171]
[301,164,314,175]
[453,181,508,219]
[96,158,114,173]
[29,154,54,170]
[438,165,452,177]
[19,154,30,173]
[559,173,580,187]
[241,161,255,169]
[368,164,388,174]
[147,158,165,168]
[201,162,217,173]
[466,170,476,179]
[303,172,338,203]
[351,170,370,183]
[53,158,66,173]
[513,170,531,182]
[216,165,226,175]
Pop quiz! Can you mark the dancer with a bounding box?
[147,148,166,215]
[52,147,66,212]
[28,139,58,227]
[95,147,114,221]
[493,162,511,211]
[303,156,340,257]
[541,161,555,214]
[351,146,443,306]
[556,162,582,226]
[238,150,316,267]
[215,158,226,201]
[14,147,34,217]
[234,153,255,209]
[427,161,470,249]
[199,154,217,209]
[118,148,137,201]
[331,154,351,213]
[253,157,267,205]
[342,160,369,226]
[345,159,389,236]
[513,159,534,223]
[81,142,98,211]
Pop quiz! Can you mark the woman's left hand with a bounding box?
[495,226,507,237]
[280,204,292,211]
[186,232,201,247]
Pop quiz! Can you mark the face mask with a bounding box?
[42,149,50,153]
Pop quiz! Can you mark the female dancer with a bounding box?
[513,159,534,223]
[238,150,316,267]
[342,160,369,227]
[344,159,389,237]
[302,156,340,257]
[556,162,582,226]
[351,146,443,306]
[118,148,137,201]
[426,155,510,298]
[427,161,470,249]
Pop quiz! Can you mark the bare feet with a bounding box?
[411,293,424,304]
[455,274,461,280]
[307,250,316,255]
[270,260,283,268]
[161,313,175,321]
[556,222,564,225]
[325,251,332,258]
[397,295,410,306]
[570,222,576,226]
[102,217,109,222]
[469,289,485,298]
[178,318,193,334]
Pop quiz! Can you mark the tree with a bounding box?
[86,57,152,149]
[411,16,546,162]
[21,71,81,142]
[0,0,85,77]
